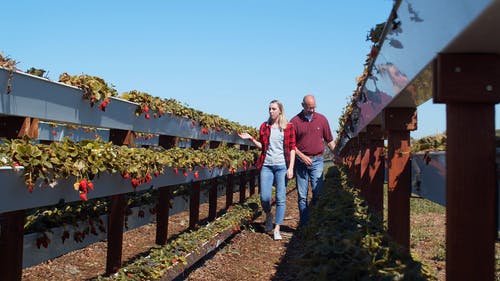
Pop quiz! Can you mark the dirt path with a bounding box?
[182,188,301,281]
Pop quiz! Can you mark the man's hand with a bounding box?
[296,149,313,166]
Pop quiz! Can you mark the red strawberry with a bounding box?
[145,113,151,119]
[87,181,94,190]
[154,170,160,177]
[173,168,179,174]
[52,130,57,136]
[143,105,149,113]
[131,178,140,188]
[183,170,188,177]
[99,102,107,111]
[79,179,88,191]
[28,184,34,193]
[194,171,199,179]
[79,192,88,201]
[122,173,130,179]
[145,173,152,182]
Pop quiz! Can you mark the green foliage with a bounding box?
[411,134,446,153]
[294,165,436,280]
[59,72,118,110]
[0,137,259,196]
[26,67,47,78]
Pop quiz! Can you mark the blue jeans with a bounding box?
[260,165,287,225]
[295,156,324,227]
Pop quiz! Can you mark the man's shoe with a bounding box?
[264,213,273,232]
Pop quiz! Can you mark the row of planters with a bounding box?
[0,53,263,280]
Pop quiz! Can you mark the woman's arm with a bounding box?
[238,132,262,149]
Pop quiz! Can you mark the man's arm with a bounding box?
[326,140,336,152]
[295,148,313,166]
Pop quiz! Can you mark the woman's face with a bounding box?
[269,102,281,121]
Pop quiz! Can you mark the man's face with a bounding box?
[302,99,316,116]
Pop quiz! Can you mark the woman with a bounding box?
[238,100,296,240]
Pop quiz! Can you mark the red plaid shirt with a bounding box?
[255,122,296,170]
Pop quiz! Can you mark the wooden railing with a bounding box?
[0,67,258,281]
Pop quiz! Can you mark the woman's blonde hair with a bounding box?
[268,100,288,131]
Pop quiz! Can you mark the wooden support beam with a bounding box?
[384,107,416,252]
[189,182,201,230]
[366,125,385,214]
[226,174,234,209]
[239,174,246,204]
[208,179,218,221]
[155,187,171,245]
[359,132,369,199]
[0,210,25,281]
[249,170,256,196]
[106,129,133,275]
[106,194,126,275]
[433,53,500,281]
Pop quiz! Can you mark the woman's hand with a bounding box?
[238,132,253,140]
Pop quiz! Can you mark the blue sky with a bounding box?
[2,0,469,140]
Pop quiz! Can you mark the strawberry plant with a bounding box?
[0,52,17,94]
[26,67,47,78]
[120,90,257,136]
[59,73,118,111]
[0,137,258,197]
[293,165,435,280]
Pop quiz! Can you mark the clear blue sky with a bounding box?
[3,0,482,140]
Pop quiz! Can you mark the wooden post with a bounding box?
[155,187,171,245]
[359,132,369,199]
[189,181,201,230]
[106,129,134,275]
[0,210,25,281]
[0,116,38,281]
[434,54,500,281]
[353,137,361,190]
[384,107,416,252]
[366,125,385,214]
[226,174,234,209]
[208,178,218,221]
[156,135,178,245]
[249,170,256,196]
[239,173,246,203]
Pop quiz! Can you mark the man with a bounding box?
[291,94,335,227]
